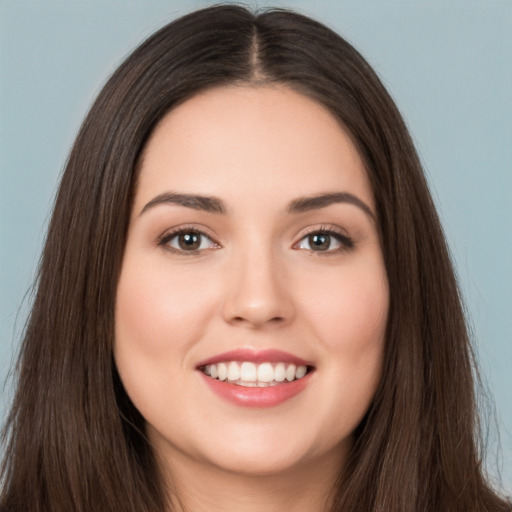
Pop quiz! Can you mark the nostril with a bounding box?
[230,315,286,328]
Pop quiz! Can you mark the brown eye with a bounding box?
[177,232,201,250]
[295,230,354,253]
[161,229,218,253]
[308,233,331,251]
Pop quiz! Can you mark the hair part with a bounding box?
[1,4,510,511]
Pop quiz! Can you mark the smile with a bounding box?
[197,349,315,407]
[201,361,309,387]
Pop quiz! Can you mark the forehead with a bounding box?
[135,84,374,214]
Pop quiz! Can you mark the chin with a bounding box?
[189,426,350,479]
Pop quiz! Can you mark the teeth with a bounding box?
[240,362,257,381]
[201,361,309,385]
[257,362,274,382]
[218,362,228,381]
[274,362,286,382]
[227,361,240,381]
[285,364,296,381]
[296,365,307,379]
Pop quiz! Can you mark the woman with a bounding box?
[1,4,509,511]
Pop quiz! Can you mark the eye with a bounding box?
[159,229,219,254]
[295,229,353,253]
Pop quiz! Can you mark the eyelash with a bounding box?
[157,226,354,256]
[158,226,219,255]
[293,226,354,254]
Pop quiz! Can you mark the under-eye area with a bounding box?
[199,361,315,387]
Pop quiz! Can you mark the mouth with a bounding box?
[200,361,313,387]
[196,349,315,407]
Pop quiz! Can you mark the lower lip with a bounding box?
[199,372,312,408]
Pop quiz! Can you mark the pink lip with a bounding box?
[196,348,315,408]
[196,348,313,367]
[199,371,313,408]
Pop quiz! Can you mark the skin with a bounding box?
[115,84,389,512]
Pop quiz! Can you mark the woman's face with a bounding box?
[115,85,389,477]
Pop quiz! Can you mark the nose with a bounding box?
[221,246,295,329]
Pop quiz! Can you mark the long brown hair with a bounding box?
[1,5,509,511]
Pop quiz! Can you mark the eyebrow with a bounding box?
[139,191,375,220]
[140,192,227,215]
[287,192,375,220]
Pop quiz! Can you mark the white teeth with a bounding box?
[227,361,240,381]
[285,364,296,381]
[274,362,286,382]
[257,362,274,382]
[201,361,310,385]
[240,362,257,381]
[218,362,228,381]
[296,365,307,379]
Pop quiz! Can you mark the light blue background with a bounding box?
[1,0,511,494]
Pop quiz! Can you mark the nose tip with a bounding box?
[228,303,288,329]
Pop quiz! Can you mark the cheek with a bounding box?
[302,258,389,354]
[298,256,388,429]
[113,257,219,425]
[115,257,218,358]
[316,277,388,383]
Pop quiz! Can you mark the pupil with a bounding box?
[179,233,200,250]
[310,234,330,251]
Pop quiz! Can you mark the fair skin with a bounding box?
[115,84,389,512]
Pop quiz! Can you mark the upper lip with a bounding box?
[196,348,313,368]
